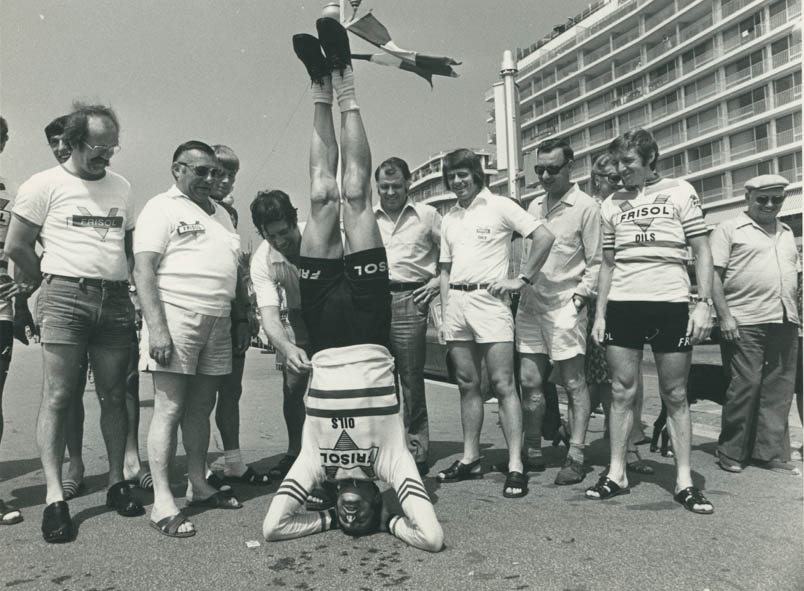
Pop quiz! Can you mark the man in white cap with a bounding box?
[711,174,801,475]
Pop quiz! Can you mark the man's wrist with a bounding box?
[572,294,586,310]
[516,273,532,286]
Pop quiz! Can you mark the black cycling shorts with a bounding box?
[299,247,391,355]
[0,321,12,365]
[604,301,692,353]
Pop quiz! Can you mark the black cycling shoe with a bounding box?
[316,17,352,74]
[292,33,330,85]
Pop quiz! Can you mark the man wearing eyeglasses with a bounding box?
[516,138,601,486]
[134,140,248,538]
[711,174,801,476]
[6,104,144,543]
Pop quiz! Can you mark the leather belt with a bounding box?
[389,282,425,292]
[44,273,129,290]
[449,283,490,292]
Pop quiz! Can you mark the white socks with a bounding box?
[312,76,334,105]
[332,66,359,112]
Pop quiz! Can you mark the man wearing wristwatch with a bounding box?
[515,138,602,485]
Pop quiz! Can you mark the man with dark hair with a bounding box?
[0,115,23,526]
[44,115,71,164]
[249,189,311,481]
[6,103,144,543]
[515,137,601,485]
[135,140,247,537]
[436,148,555,498]
[373,156,441,475]
[588,128,714,514]
[202,144,266,488]
[263,18,443,552]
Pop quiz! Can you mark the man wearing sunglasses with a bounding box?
[6,104,144,542]
[134,140,247,538]
[516,138,601,486]
[710,174,800,476]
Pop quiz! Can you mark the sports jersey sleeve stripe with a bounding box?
[308,385,397,399]
[613,254,689,264]
[276,479,308,505]
[305,403,400,418]
[616,240,688,250]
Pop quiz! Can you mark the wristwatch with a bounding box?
[572,294,586,310]
[517,273,532,286]
[695,297,714,307]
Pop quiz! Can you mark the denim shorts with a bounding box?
[36,276,134,348]
[139,301,232,376]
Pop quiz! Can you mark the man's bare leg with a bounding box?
[603,346,642,489]
[557,355,591,461]
[448,343,484,466]
[654,352,693,488]
[484,342,524,487]
[519,352,550,468]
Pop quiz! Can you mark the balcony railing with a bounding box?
[772,44,803,69]
[647,33,678,62]
[687,152,724,173]
[645,3,676,32]
[649,69,678,92]
[587,70,613,92]
[778,165,803,183]
[656,131,685,149]
[683,46,718,74]
[724,61,764,87]
[544,97,558,112]
[589,127,616,145]
[686,78,721,105]
[730,137,770,160]
[776,128,803,146]
[677,0,698,9]
[614,54,643,78]
[557,61,578,81]
[583,43,610,66]
[559,86,581,104]
[774,84,803,106]
[687,115,725,139]
[700,186,724,203]
[560,112,582,129]
[587,98,611,117]
[613,86,645,106]
[680,12,714,42]
[571,162,591,179]
[727,98,767,124]
[612,27,640,49]
[721,0,754,19]
[652,98,680,120]
[543,71,556,87]
[659,163,686,178]
[520,85,533,100]
[723,24,764,53]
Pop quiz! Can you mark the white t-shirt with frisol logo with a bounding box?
[601,176,708,303]
[0,175,17,321]
[13,165,133,281]
[134,185,240,317]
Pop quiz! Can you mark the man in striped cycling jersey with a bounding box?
[262,18,443,552]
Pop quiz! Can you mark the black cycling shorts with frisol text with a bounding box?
[299,247,391,355]
[604,301,692,353]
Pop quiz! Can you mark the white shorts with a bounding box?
[140,301,233,376]
[515,300,587,361]
[443,290,513,343]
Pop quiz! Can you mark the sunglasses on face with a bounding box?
[754,195,785,205]
[176,162,225,179]
[83,141,121,155]
[534,160,570,177]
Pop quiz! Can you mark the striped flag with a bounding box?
[345,12,460,86]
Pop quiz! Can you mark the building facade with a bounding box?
[486,0,801,235]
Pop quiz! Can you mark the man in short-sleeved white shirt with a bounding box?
[435,148,555,499]
[6,105,144,543]
[248,189,311,482]
[134,141,245,538]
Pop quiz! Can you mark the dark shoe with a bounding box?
[61,479,86,501]
[150,512,196,538]
[186,491,243,510]
[41,501,72,543]
[206,472,234,495]
[0,499,23,526]
[416,461,430,477]
[585,476,629,500]
[502,471,528,498]
[555,456,586,485]
[106,481,145,517]
[267,455,297,479]
[437,459,482,482]
[716,450,744,473]
[674,486,714,514]
[223,466,271,485]
[292,33,330,84]
[316,17,352,74]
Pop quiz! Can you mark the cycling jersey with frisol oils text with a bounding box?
[262,344,442,551]
[601,176,707,303]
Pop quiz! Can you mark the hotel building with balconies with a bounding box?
[486,0,802,236]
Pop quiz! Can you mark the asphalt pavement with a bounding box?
[1,343,802,591]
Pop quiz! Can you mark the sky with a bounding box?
[1,0,592,250]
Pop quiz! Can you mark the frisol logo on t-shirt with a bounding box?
[0,198,9,227]
[70,207,124,240]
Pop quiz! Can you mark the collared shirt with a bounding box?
[440,188,540,284]
[519,183,602,313]
[374,199,441,283]
[134,184,239,317]
[710,212,800,326]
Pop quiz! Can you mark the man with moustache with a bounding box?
[373,157,441,475]
[711,174,801,476]
[6,104,144,543]
[135,141,246,538]
[435,148,555,498]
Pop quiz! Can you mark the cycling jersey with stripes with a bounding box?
[601,176,707,303]
[262,343,442,551]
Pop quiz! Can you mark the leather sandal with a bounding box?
[585,476,630,500]
[42,501,73,543]
[437,459,482,482]
[503,471,528,498]
[674,486,714,514]
[106,481,145,517]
